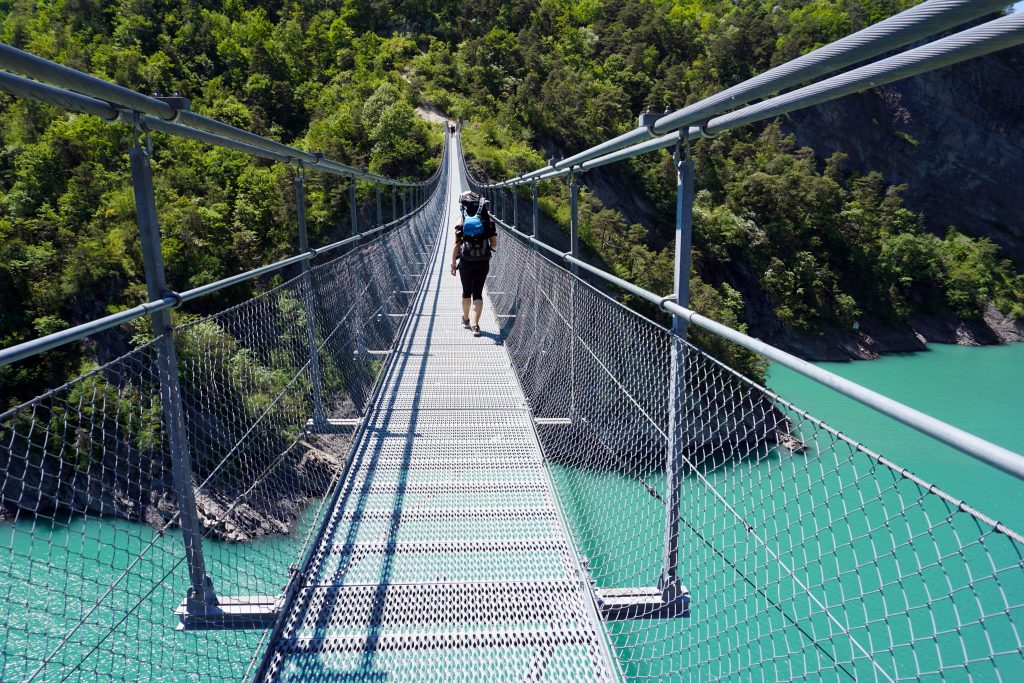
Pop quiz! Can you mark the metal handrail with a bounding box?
[492,1,1019,187]
[0,43,430,187]
[462,6,1024,478]
[0,193,440,368]
[513,10,1024,184]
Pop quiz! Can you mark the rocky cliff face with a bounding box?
[572,47,1024,360]
[784,46,1024,263]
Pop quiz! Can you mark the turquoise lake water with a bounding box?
[768,342,1024,531]
[0,501,326,681]
[1,343,1020,680]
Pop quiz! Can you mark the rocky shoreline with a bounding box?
[0,432,350,543]
[759,304,1023,362]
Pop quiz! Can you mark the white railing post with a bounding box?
[349,179,359,237]
[569,170,580,421]
[295,165,326,427]
[375,184,383,227]
[512,185,519,231]
[532,182,540,332]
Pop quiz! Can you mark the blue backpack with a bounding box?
[459,194,490,261]
[462,209,484,237]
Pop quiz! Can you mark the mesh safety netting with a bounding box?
[482,200,1024,682]
[0,177,446,681]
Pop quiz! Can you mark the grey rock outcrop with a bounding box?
[784,47,1024,263]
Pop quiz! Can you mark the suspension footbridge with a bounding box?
[1,1,1023,681]
[254,143,621,681]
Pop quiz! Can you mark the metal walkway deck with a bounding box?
[255,145,617,681]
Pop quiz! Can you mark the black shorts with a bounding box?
[459,260,490,300]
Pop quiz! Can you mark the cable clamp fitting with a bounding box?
[162,289,183,309]
[659,294,677,311]
[131,112,154,156]
[699,122,718,139]
[638,106,660,132]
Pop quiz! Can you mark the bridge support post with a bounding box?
[295,166,327,427]
[532,182,540,333]
[350,179,368,362]
[512,185,519,231]
[569,173,580,276]
[660,138,696,605]
[402,189,408,221]
[391,186,397,223]
[568,171,580,422]
[531,183,539,239]
[349,179,359,237]
[129,134,217,613]
[375,184,383,227]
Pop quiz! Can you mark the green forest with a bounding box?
[1,0,1022,406]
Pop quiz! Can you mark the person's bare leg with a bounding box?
[472,298,483,326]
[461,297,471,322]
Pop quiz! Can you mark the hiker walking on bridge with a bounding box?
[450,190,497,337]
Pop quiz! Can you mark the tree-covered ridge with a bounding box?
[407,0,1023,374]
[0,0,1021,405]
[0,0,439,408]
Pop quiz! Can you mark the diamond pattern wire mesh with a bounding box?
[484,216,1024,682]
[0,179,445,681]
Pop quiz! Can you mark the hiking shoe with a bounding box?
[472,325,481,337]
[461,316,470,328]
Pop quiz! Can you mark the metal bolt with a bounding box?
[638,106,660,128]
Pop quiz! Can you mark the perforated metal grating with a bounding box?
[255,147,619,682]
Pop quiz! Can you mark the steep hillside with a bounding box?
[786,47,1024,263]
[1,0,1022,409]
[0,1,441,409]
[426,1,1024,365]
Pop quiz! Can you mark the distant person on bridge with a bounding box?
[450,191,497,337]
